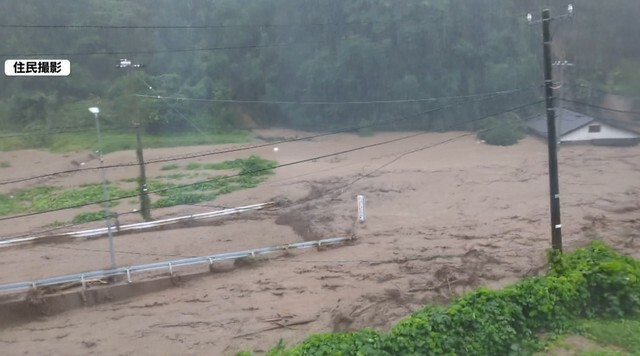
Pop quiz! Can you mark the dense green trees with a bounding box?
[0,0,638,134]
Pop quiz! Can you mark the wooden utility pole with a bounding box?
[134,123,152,221]
[542,9,563,251]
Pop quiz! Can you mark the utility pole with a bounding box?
[542,9,562,251]
[117,59,151,221]
[134,123,152,221]
[528,6,573,252]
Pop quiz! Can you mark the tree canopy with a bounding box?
[1,0,638,134]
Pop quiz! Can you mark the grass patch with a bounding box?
[182,156,277,174]
[202,161,244,170]
[0,156,274,221]
[0,161,10,168]
[0,184,136,217]
[0,136,32,151]
[71,211,107,224]
[357,127,375,137]
[579,350,624,356]
[0,193,26,215]
[149,156,275,208]
[580,318,640,354]
[160,164,180,171]
[159,172,189,180]
[185,162,202,170]
[1,130,249,153]
[47,220,67,227]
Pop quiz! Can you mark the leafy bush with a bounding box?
[549,241,640,318]
[257,242,640,356]
[477,113,525,146]
[238,155,277,176]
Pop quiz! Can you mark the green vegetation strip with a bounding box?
[151,156,276,208]
[240,242,640,356]
[1,131,248,153]
[580,318,640,354]
[0,156,276,222]
[0,184,134,216]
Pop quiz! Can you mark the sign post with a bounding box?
[357,195,366,223]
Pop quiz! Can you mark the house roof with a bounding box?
[526,109,595,138]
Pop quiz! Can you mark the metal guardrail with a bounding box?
[0,202,273,248]
[0,237,351,294]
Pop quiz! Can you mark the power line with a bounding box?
[0,42,313,58]
[134,87,529,106]
[336,111,546,192]
[0,86,540,186]
[567,83,640,100]
[0,99,543,222]
[338,133,475,188]
[286,109,543,209]
[559,98,640,115]
[0,20,383,30]
[139,78,213,142]
[0,11,532,31]
[0,87,535,141]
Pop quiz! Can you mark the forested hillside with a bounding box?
[1,0,638,134]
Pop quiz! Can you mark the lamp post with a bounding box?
[89,107,116,269]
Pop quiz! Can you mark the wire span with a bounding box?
[0,99,543,222]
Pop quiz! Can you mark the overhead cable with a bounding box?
[0,99,544,222]
[0,86,540,185]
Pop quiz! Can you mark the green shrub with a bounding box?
[549,241,640,318]
[238,155,277,176]
[258,242,640,356]
[72,211,106,224]
[478,113,525,146]
[283,329,386,356]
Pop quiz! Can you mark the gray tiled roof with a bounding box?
[526,109,594,138]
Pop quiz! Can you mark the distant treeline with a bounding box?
[0,0,638,134]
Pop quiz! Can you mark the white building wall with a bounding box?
[561,121,639,142]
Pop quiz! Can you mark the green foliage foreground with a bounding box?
[254,242,640,356]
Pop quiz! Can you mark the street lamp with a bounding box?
[89,107,116,269]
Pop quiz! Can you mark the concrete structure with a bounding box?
[526,109,640,146]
